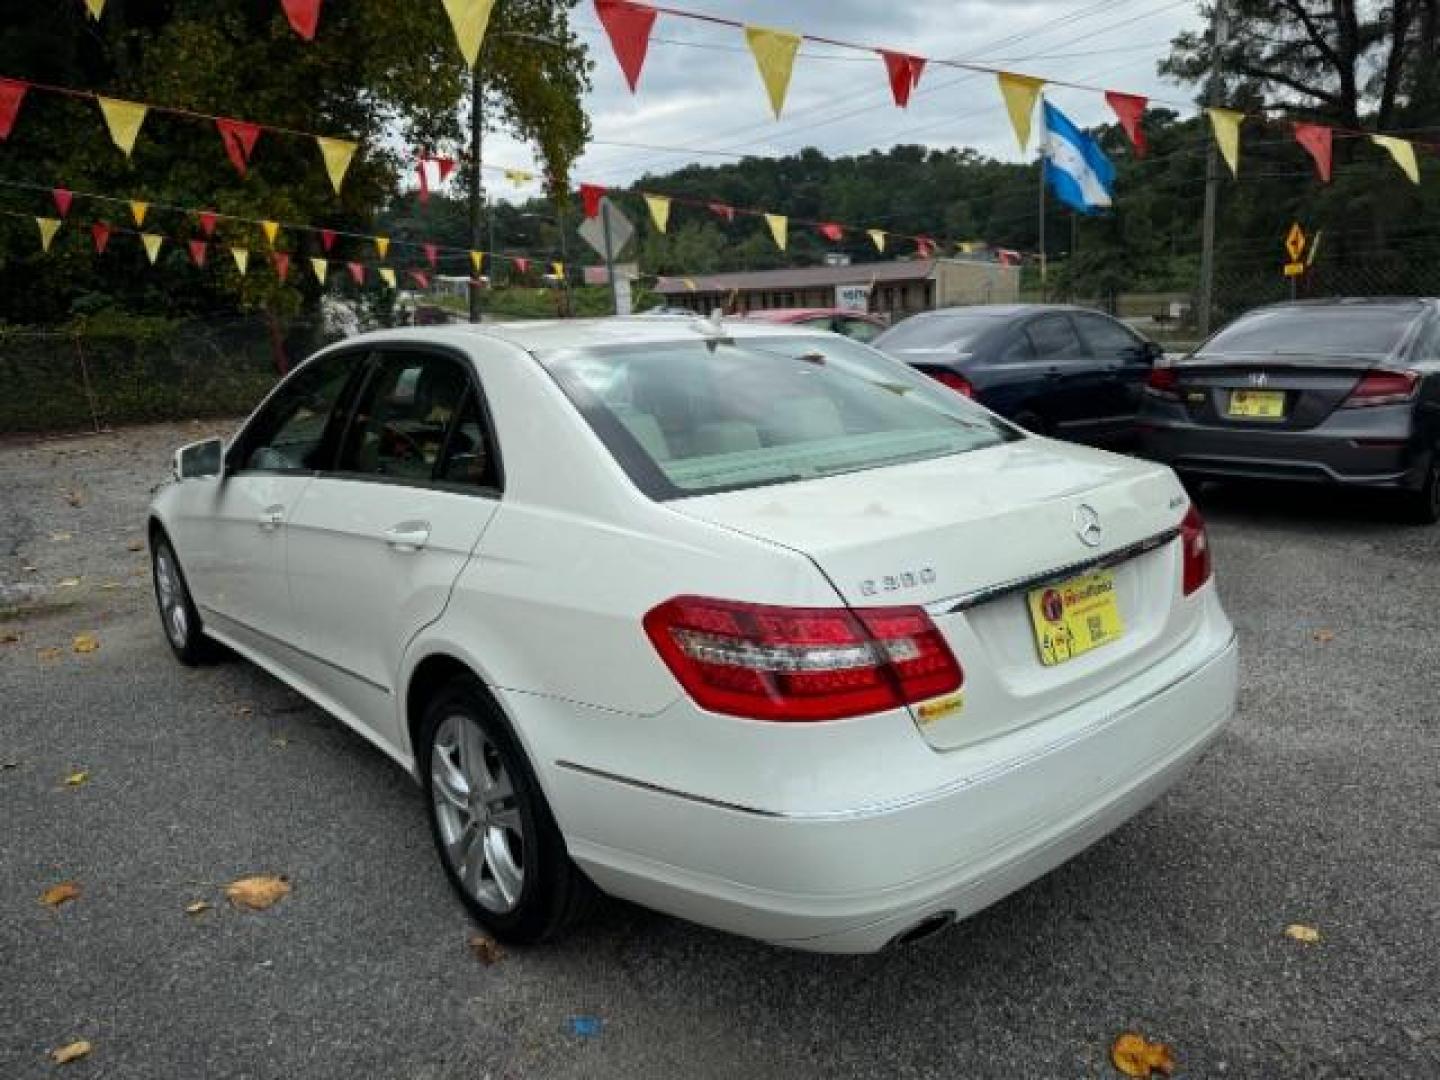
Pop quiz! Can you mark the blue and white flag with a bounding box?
[1040,101,1115,214]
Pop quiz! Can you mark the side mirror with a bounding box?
[174,437,224,482]
[1141,340,1165,363]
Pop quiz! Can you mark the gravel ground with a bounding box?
[2,421,1437,1079]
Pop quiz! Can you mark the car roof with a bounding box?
[739,308,880,321]
[1246,297,1438,315]
[909,304,1097,318]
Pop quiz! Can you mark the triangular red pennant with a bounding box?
[436,157,456,182]
[1104,91,1148,157]
[409,270,430,289]
[708,202,735,223]
[915,235,935,257]
[90,221,111,254]
[216,119,261,176]
[188,240,208,268]
[53,188,73,217]
[818,222,844,242]
[423,242,438,268]
[1293,122,1333,182]
[594,0,658,93]
[321,228,337,252]
[0,78,27,140]
[198,211,219,237]
[272,251,291,280]
[280,0,322,41]
[513,257,529,274]
[878,51,925,108]
[579,183,606,219]
[347,261,365,285]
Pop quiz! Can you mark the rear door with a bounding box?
[283,347,502,743]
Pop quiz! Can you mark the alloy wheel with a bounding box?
[154,547,189,648]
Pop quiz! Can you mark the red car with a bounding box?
[737,308,888,343]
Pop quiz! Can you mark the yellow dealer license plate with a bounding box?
[1228,389,1285,418]
[1026,569,1125,667]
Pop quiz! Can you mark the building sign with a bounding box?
[835,283,871,311]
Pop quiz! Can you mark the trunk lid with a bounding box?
[1172,355,1378,430]
[670,438,1198,750]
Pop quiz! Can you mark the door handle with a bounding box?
[384,522,431,553]
[258,505,285,531]
[1044,368,1064,380]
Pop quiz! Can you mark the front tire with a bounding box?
[151,535,216,665]
[420,675,592,944]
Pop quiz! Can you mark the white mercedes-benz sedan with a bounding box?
[148,316,1236,952]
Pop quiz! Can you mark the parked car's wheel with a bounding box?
[151,534,216,665]
[421,675,593,943]
[1400,454,1440,525]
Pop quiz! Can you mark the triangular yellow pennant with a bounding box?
[378,266,396,289]
[36,217,61,252]
[129,201,148,227]
[442,0,498,68]
[261,220,280,246]
[1207,108,1243,177]
[310,257,327,285]
[97,97,148,157]
[996,73,1045,152]
[315,136,357,194]
[374,236,390,259]
[682,277,697,292]
[470,251,484,275]
[552,261,564,278]
[867,229,886,253]
[503,168,533,184]
[232,247,249,275]
[85,0,105,19]
[644,194,671,233]
[1372,134,1419,184]
[141,233,163,264]
[764,213,788,251]
[744,26,802,119]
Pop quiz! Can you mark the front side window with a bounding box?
[1074,313,1142,356]
[840,318,882,343]
[338,352,482,484]
[237,351,361,472]
[540,334,1017,499]
[1026,315,1083,360]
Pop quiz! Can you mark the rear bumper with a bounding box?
[1139,408,1426,489]
[535,615,1237,953]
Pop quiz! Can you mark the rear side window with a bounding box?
[1201,306,1420,359]
[1026,315,1083,359]
[875,313,1003,351]
[839,318,882,343]
[540,335,1017,499]
[237,351,360,472]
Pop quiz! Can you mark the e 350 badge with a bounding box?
[859,568,937,597]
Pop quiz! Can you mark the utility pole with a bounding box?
[468,71,484,324]
[1197,0,1229,338]
[1038,161,1047,302]
[599,197,620,315]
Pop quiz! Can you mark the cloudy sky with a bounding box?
[481,0,1209,202]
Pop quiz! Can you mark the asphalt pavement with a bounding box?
[2,421,1437,1078]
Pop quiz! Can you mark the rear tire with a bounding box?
[420,674,593,944]
[151,535,218,665]
[1399,456,1440,525]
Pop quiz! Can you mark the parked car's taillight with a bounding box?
[643,597,962,722]
[1146,366,1180,400]
[1340,370,1419,408]
[928,371,975,398]
[1180,505,1212,596]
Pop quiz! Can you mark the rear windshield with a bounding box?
[874,312,1004,351]
[1200,306,1419,359]
[540,334,1017,499]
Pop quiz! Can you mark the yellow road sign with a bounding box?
[1285,222,1307,261]
[1283,261,1305,277]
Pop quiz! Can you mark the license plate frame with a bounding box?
[1026,568,1125,667]
[1227,388,1286,419]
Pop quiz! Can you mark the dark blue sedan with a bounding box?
[872,304,1163,445]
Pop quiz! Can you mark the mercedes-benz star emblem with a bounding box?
[1073,504,1103,548]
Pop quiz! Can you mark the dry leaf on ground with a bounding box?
[185,900,212,916]
[1313,629,1336,644]
[1,630,20,645]
[1285,923,1321,943]
[50,1040,92,1065]
[1111,1032,1175,1077]
[40,882,81,907]
[50,532,72,543]
[467,932,505,965]
[37,647,63,664]
[126,539,144,552]
[56,578,80,589]
[64,771,89,787]
[100,582,121,591]
[236,705,253,717]
[225,874,290,911]
[72,634,100,654]
[65,489,84,507]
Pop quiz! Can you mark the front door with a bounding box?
[1024,313,1108,438]
[284,348,502,745]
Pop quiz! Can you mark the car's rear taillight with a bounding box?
[643,596,962,722]
[1340,369,1419,408]
[1180,504,1212,596]
[1146,366,1180,400]
[928,371,975,398]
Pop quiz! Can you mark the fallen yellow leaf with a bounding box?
[1313,629,1336,644]
[1,630,19,645]
[40,882,81,907]
[64,771,89,787]
[65,489,84,507]
[1111,1032,1175,1078]
[467,932,505,965]
[72,634,100,654]
[225,874,290,911]
[100,582,121,591]
[36,647,62,664]
[56,578,81,588]
[50,532,73,543]
[185,900,212,916]
[126,539,145,552]
[50,1040,92,1065]
[1285,923,1321,943]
